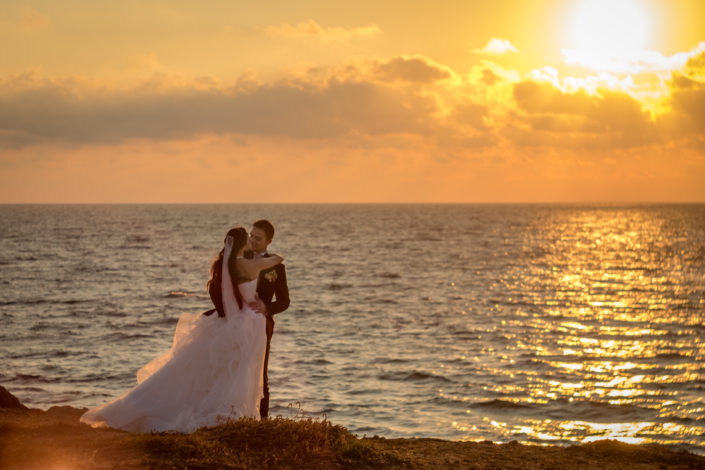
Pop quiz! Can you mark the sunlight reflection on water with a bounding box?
[443,206,704,451]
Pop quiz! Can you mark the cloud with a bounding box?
[0,64,440,148]
[264,20,380,42]
[474,38,517,55]
[561,41,705,74]
[373,56,452,83]
[480,68,501,86]
[668,72,705,135]
[0,6,51,33]
[686,49,705,71]
[3,49,705,157]
[511,80,657,148]
[450,102,490,131]
[671,86,705,130]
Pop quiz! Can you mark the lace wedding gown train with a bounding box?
[81,245,266,433]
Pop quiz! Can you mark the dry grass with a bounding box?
[1,406,703,469]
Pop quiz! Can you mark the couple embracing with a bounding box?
[81,219,290,432]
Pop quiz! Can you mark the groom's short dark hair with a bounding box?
[253,219,275,241]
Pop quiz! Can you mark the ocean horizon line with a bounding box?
[1,201,704,206]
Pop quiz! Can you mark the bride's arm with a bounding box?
[254,254,283,273]
[238,254,283,279]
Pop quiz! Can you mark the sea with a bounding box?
[1,204,704,454]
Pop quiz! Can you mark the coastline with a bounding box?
[1,388,703,470]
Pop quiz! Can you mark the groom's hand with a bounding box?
[248,294,268,316]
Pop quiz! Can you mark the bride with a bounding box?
[80,227,282,432]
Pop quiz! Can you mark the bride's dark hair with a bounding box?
[207,227,249,313]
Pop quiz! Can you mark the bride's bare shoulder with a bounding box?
[235,258,258,280]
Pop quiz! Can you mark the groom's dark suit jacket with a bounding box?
[203,251,289,418]
[251,252,290,316]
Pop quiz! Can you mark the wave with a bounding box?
[125,234,150,243]
[11,349,77,360]
[653,352,693,361]
[450,329,482,340]
[295,358,333,366]
[0,298,90,307]
[380,273,401,279]
[469,399,531,410]
[373,357,411,365]
[0,299,51,306]
[465,398,674,423]
[117,244,152,250]
[166,291,199,298]
[8,255,41,262]
[11,374,61,384]
[326,283,353,291]
[14,386,47,393]
[311,358,334,366]
[550,399,649,420]
[378,371,452,383]
[66,372,132,384]
[102,331,152,341]
[29,322,51,331]
[148,316,179,325]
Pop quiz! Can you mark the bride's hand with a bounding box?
[248,295,267,315]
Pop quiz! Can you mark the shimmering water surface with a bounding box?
[1,204,704,453]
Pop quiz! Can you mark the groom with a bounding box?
[245,219,290,419]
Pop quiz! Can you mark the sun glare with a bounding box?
[565,0,652,71]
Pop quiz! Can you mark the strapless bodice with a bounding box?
[238,279,258,303]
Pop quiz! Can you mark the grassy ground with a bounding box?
[1,406,703,469]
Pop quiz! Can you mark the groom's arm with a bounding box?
[266,264,290,315]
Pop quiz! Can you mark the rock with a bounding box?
[46,405,86,421]
[0,385,28,410]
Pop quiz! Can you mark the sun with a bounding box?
[563,0,652,72]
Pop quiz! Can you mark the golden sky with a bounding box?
[1,0,704,202]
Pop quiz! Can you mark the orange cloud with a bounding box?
[668,78,705,139]
[372,56,452,83]
[2,49,703,154]
[511,81,657,148]
[2,47,705,203]
[686,49,705,72]
[0,6,51,33]
[0,66,440,148]
[264,20,380,42]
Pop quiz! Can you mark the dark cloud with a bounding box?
[511,80,656,148]
[451,102,489,130]
[685,51,705,70]
[0,72,440,148]
[373,57,452,83]
[670,74,699,90]
[514,81,593,116]
[669,79,705,133]
[3,58,699,153]
[481,69,500,86]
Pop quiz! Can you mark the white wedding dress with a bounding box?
[80,241,267,433]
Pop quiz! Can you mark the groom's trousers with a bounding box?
[260,314,275,418]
